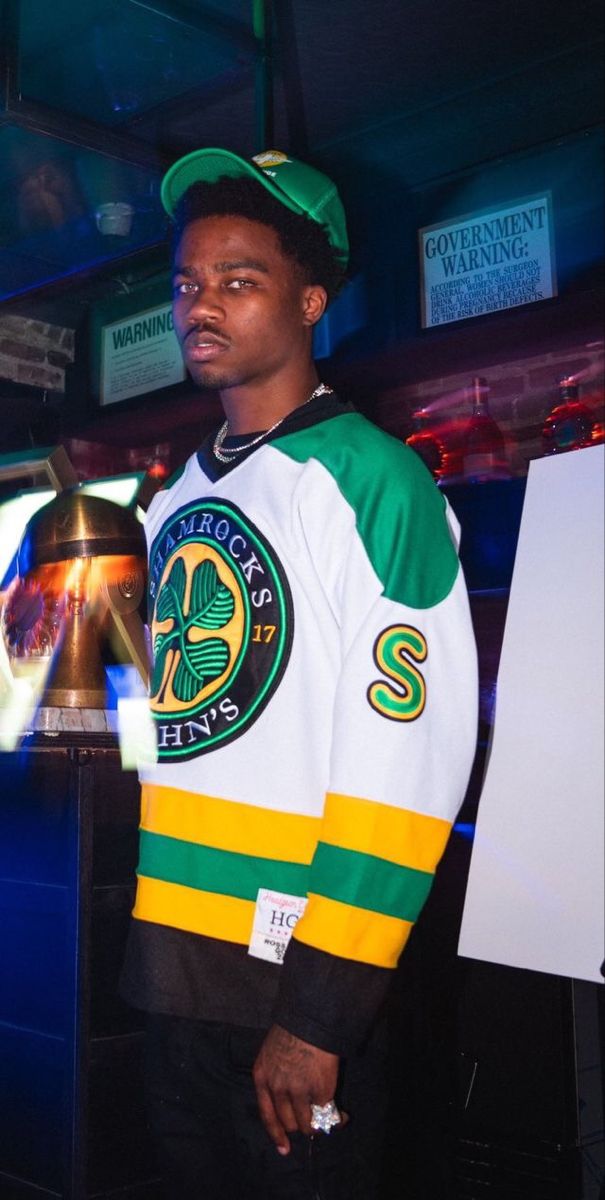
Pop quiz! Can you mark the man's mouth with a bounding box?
[185,330,230,362]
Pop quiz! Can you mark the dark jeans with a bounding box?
[144,1013,388,1200]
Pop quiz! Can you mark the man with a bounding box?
[121,147,478,1199]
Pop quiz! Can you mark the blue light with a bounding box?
[453,822,476,841]
[105,663,147,709]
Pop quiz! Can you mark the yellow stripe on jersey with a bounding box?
[294,892,414,968]
[322,792,451,873]
[133,874,255,944]
[141,783,320,864]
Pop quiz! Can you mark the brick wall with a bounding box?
[375,338,605,470]
[0,314,75,392]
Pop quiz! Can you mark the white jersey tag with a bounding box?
[248,888,308,964]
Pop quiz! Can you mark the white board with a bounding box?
[458,445,604,983]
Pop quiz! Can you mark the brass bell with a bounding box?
[3,489,149,709]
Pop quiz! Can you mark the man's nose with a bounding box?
[187,282,225,323]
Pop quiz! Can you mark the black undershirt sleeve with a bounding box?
[272,938,394,1055]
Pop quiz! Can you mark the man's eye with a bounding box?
[227,278,255,290]
[173,281,196,295]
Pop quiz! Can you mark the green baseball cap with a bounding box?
[160,147,349,269]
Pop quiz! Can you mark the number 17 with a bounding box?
[252,624,276,643]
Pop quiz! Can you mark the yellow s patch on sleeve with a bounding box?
[368,625,427,721]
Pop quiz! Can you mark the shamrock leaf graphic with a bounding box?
[151,558,186,699]
[156,555,186,622]
[189,559,235,630]
[172,637,230,703]
[151,556,235,704]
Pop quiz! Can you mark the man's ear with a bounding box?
[302,285,328,327]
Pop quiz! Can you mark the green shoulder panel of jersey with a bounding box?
[272,412,459,609]
[160,463,186,492]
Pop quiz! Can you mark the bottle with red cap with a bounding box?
[542,376,595,456]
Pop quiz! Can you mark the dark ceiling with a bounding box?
[0,0,603,454]
[1,0,603,310]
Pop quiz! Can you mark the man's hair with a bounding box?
[172,176,346,305]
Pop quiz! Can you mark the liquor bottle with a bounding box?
[462,376,509,482]
[405,410,445,480]
[542,376,595,455]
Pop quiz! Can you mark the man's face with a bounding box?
[172,214,322,393]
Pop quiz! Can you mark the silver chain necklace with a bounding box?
[213,382,333,463]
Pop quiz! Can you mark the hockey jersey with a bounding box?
[124,394,478,1050]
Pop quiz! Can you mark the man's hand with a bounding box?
[253,1023,340,1155]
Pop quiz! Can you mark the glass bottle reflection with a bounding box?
[542,376,595,455]
[462,377,509,482]
[405,410,445,480]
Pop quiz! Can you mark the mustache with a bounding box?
[183,323,230,347]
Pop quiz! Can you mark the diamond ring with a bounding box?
[310,1099,341,1134]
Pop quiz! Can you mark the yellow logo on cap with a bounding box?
[253,151,290,170]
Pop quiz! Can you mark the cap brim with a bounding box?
[160,147,306,221]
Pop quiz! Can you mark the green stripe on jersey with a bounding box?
[138,829,309,900]
[310,841,434,922]
[273,412,458,608]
